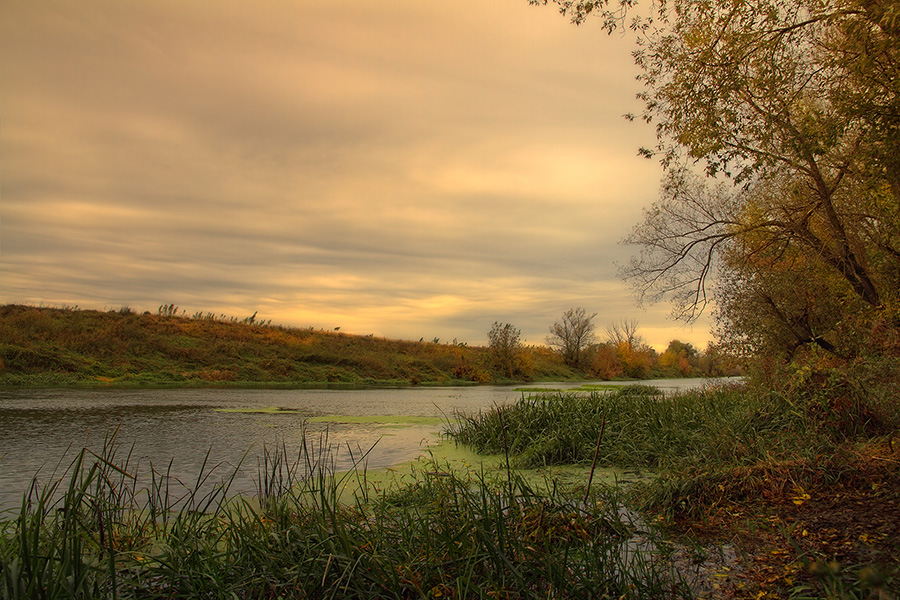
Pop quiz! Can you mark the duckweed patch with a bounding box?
[306,414,447,426]
[214,406,304,414]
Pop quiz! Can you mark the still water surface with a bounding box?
[0,379,716,511]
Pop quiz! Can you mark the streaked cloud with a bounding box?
[0,0,712,350]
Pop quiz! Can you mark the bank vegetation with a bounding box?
[0,304,730,387]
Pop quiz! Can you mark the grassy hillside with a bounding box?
[0,304,577,387]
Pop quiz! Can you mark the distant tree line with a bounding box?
[486,307,739,381]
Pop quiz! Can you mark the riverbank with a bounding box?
[0,304,734,388]
[2,384,896,598]
[0,304,581,387]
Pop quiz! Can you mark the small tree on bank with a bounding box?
[488,321,525,379]
[605,319,643,349]
[603,320,658,378]
[658,340,699,377]
[547,307,596,369]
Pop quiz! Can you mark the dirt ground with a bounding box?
[667,441,900,599]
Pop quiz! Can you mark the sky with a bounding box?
[1,0,714,350]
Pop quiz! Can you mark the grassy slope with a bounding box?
[0,304,577,387]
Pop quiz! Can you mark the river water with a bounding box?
[0,379,719,511]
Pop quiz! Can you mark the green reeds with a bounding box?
[445,384,855,521]
[447,384,820,471]
[0,430,690,599]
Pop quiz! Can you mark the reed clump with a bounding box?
[447,384,815,470]
[0,433,691,599]
[445,383,897,517]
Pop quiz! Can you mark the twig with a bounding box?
[498,407,513,500]
[584,415,607,505]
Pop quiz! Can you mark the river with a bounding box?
[0,378,720,511]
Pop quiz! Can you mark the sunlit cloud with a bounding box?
[1,0,713,351]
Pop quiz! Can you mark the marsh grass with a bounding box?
[455,384,828,465]
[446,384,862,518]
[0,429,690,599]
[447,385,803,469]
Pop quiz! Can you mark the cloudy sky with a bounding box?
[1,0,713,350]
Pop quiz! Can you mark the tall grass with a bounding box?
[447,384,820,470]
[0,432,690,599]
[446,384,874,520]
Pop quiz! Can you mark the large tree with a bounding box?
[536,0,900,358]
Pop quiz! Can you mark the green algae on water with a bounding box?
[306,415,447,426]
[214,406,303,414]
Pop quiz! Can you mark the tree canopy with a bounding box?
[537,0,900,359]
[547,307,597,368]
